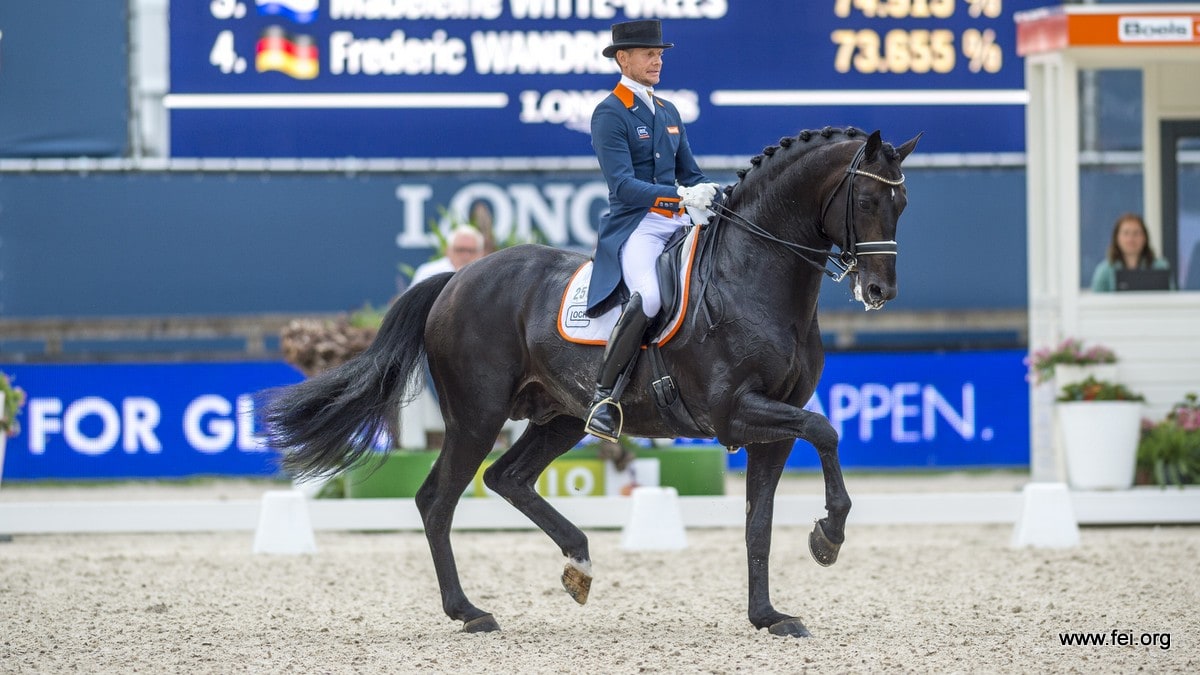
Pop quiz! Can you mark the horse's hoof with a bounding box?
[768,618,812,638]
[561,558,592,605]
[808,522,842,567]
[462,614,500,633]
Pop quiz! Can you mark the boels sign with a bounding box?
[1118,16,1200,42]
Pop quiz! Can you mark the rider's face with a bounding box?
[617,48,663,88]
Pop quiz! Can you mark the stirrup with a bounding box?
[584,396,623,442]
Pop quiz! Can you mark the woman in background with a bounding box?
[1090,212,1172,292]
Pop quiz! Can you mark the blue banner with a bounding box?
[0,363,304,480]
[168,0,1040,157]
[0,168,1029,321]
[721,349,1030,470]
[1,352,1027,481]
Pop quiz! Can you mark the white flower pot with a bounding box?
[1057,400,1141,490]
[1053,363,1118,389]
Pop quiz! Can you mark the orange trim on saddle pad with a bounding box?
[557,225,704,347]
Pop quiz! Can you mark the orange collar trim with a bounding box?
[613,83,636,108]
[614,84,663,109]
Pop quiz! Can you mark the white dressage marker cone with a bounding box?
[253,490,318,554]
[1010,482,1080,549]
[621,486,687,551]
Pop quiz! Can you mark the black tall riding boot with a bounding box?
[585,293,650,442]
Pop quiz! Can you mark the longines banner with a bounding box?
[0,351,1027,481]
[167,0,1040,158]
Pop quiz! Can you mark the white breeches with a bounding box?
[619,211,690,318]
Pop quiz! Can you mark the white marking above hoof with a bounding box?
[566,557,592,577]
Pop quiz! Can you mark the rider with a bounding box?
[584,19,720,442]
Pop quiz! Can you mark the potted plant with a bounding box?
[279,305,382,378]
[1136,393,1200,487]
[1,370,28,490]
[1027,337,1117,387]
[1057,376,1145,490]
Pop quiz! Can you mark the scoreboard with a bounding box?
[167,0,1040,158]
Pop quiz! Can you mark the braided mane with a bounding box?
[721,126,901,204]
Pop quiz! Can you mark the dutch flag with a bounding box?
[256,0,318,24]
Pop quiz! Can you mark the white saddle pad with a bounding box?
[557,226,702,346]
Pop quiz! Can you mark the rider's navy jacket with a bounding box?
[586,83,709,315]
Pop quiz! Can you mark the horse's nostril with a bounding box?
[867,283,896,302]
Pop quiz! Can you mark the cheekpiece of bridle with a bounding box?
[712,141,905,283]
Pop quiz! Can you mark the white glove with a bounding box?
[676,182,719,210]
[685,204,715,226]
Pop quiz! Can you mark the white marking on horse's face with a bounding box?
[891,187,896,200]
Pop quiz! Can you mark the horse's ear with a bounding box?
[864,130,883,162]
[895,132,923,163]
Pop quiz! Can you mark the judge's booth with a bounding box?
[1018,4,1200,481]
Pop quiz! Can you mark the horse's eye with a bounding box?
[857,198,872,211]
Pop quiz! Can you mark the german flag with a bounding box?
[255,26,318,80]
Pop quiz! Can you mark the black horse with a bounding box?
[263,127,920,637]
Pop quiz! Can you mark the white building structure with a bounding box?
[1018,3,1200,480]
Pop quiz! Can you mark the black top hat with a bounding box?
[602,20,674,58]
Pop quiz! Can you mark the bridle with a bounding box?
[711,141,904,283]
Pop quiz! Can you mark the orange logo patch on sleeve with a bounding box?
[666,126,680,134]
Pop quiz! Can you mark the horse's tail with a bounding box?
[262,272,454,479]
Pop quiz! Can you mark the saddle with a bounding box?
[557,224,711,438]
[653,226,690,333]
[557,225,702,347]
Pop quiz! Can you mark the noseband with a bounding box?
[712,141,904,282]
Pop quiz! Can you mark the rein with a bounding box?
[712,141,904,283]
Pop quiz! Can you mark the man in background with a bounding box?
[411,225,486,286]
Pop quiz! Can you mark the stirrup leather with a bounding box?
[585,396,623,442]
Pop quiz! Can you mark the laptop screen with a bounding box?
[1114,268,1171,291]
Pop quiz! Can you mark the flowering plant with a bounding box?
[1027,337,1116,384]
[1,370,27,438]
[1137,393,1200,486]
[1056,376,1144,403]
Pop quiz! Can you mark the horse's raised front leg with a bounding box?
[721,394,852,564]
[414,421,503,634]
[483,416,592,604]
[805,409,850,568]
